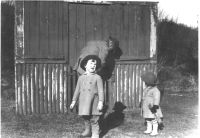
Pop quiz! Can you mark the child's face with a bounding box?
[85,59,97,73]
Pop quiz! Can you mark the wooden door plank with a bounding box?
[129,5,137,58]
[94,5,103,40]
[58,2,64,59]
[102,5,110,40]
[63,3,69,63]
[29,1,40,58]
[39,1,49,58]
[85,5,95,42]
[69,4,77,66]
[121,5,129,57]
[136,5,150,58]
[110,5,121,40]
[48,1,59,59]
[76,4,86,58]
[24,2,30,58]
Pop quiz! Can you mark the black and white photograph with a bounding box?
[1,0,199,137]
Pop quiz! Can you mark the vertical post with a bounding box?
[15,1,24,114]
[48,64,52,114]
[60,64,64,113]
[67,66,71,112]
[64,65,67,113]
[150,4,157,60]
[15,1,24,60]
[44,64,48,114]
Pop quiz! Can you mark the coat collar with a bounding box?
[83,72,96,75]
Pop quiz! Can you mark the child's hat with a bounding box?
[80,55,101,71]
[141,72,157,85]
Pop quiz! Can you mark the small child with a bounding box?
[70,55,104,138]
[141,72,164,136]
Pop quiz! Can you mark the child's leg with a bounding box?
[150,119,158,136]
[158,118,164,130]
[144,118,153,134]
[91,115,100,138]
[81,115,92,137]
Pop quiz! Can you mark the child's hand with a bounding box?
[70,101,76,109]
[97,101,103,111]
[150,105,159,113]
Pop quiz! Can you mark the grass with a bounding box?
[115,91,198,138]
[1,89,198,138]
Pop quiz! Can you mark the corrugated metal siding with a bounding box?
[15,63,77,115]
[108,60,157,110]
[15,61,156,114]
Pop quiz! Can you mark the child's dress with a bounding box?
[142,86,163,119]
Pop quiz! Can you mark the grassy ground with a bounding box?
[1,89,198,138]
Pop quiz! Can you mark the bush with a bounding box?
[157,17,198,75]
[158,67,198,93]
[157,66,182,83]
[178,75,198,92]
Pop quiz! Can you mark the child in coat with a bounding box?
[70,55,104,138]
[141,72,164,136]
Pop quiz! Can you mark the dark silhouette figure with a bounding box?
[99,102,126,138]
[98,37,122,81]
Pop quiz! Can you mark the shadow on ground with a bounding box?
[99,102,126,138]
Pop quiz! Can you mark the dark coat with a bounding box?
[72,72,104,115]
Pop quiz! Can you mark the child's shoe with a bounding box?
[150,120,158,136]
[144,121,152,134]
[81,120,92,137]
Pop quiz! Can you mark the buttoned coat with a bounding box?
[142,86,163,118]
[72,72,104,115]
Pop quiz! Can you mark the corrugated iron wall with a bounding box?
[15,61,156,114]
[15,63,77,115]
[108,60,157,110]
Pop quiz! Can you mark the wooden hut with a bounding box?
[15,1,158,115]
